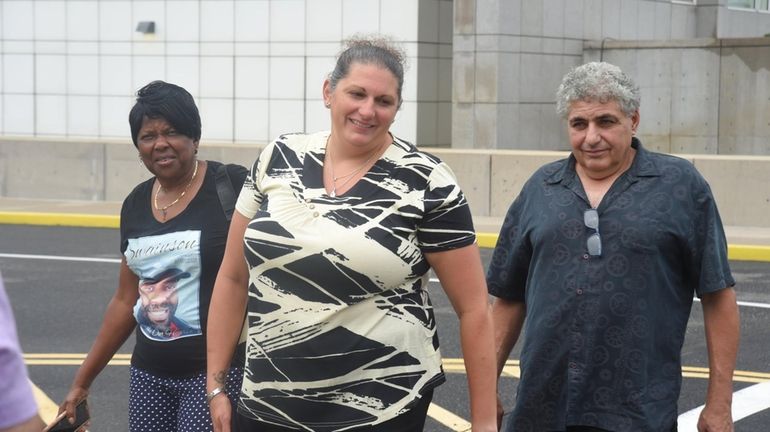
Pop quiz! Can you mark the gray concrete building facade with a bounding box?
[453,0,770,154]
[1,0,770,155]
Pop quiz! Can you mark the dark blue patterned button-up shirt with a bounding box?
[487,139,734,432]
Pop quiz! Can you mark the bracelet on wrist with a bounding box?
[206,386,225,404]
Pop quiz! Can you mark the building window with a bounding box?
[728,0,770,10]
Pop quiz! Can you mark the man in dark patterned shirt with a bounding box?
[487,62,739,432]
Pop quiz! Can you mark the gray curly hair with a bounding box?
[555,62,640,118]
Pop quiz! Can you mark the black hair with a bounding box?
[128,81,201,146]
[328,35,406,109]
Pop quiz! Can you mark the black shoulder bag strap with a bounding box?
[214,163,237,222]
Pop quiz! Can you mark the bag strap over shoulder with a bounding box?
[214,163,237,222]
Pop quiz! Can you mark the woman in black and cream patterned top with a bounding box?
[206,36,497,432]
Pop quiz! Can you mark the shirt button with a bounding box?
[569,362,577,369]
[582,253,589,260]
[576,289,583,295]
[308,204,315,209]
[313,212,319,217]
[305,198,312,203]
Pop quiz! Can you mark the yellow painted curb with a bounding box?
[476,232,498,249]
[728,244,770,262]
[0,212,120,229]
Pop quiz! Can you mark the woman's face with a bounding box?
[323,63,400,151]
[137,116,198,182]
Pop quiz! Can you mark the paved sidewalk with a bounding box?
[0,197,122,216]
[1,197,770,260]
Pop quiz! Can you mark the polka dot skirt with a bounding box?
[128,366,242,432]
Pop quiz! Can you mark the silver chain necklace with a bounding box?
[326,137,380,197]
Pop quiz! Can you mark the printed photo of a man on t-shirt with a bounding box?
[137,268,197,340]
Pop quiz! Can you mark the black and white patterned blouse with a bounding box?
[234,131,476,430]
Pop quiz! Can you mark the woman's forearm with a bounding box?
[206,276,248,391]
[459,307,498,432]
[207,212,251,392]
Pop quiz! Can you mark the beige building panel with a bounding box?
[489,151,566,217]
[2,139,106,201]
[104,141,153,201]
[693,156,770,228]
[431,149,491,217]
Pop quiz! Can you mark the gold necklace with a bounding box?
[153,160,199,220]
[326,138,381,197]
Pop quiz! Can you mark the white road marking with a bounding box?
[693,296,770,309]
[427,402,471,431]
[2,260,768,310]
[677,382,770,429]
[0,253,120,263]
[30,380,60,424]
[10,258,770,428]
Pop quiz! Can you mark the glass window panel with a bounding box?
[728,0,756,8]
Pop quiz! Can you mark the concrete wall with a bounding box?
[585,37,770,155]
[0,0,453,147]
[452,0,709,151]
[453,0,770,153]
[2,138,768,228]
[717,2,770,38]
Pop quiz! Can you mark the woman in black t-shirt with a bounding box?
[56,81,247,432]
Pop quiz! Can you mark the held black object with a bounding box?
[46,400,90,432]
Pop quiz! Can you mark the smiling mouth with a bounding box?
[350,119,375,129]
[155,156,176,163]
[145,304,171,322]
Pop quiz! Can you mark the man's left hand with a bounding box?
[697,404,733,432]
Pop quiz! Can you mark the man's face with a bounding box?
[139,277,179,327]
[567,99,639,180]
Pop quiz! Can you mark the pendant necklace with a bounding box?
[326,138,380,197]
[153,160,199,220]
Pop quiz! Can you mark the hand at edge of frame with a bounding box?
[697,403,734,432]
[208,392,232,432]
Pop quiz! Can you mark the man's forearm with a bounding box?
[701,288,740,407]
[491,298,526,376]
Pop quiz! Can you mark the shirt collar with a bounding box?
[545,137,660,185]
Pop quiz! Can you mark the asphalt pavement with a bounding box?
[1,197,769,431]
[1,221,769,431]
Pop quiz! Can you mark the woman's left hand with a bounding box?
[208,392,233,432]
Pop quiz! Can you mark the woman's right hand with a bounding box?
[60,386,88,424]
[209,394,233,432]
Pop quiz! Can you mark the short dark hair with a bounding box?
[128,81,201,147]
[328,35,406,109]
